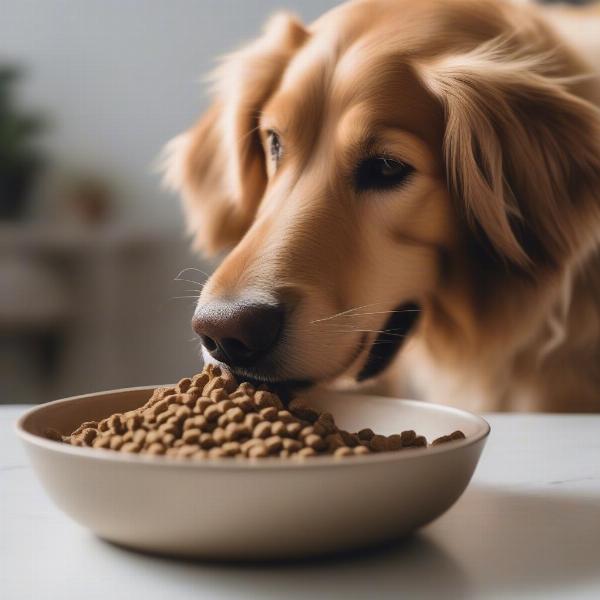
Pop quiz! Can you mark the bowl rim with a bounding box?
[15,385,490,471]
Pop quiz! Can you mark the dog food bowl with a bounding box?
[16,387,489,560]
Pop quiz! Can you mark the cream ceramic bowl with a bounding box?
[17,387,489,560]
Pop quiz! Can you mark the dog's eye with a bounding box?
[355,156,414,191]
[267,130,282,165]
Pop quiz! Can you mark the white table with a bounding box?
[2,406,600,600]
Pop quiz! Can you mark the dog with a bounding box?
[163,0,600,412]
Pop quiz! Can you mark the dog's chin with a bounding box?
[201,301,421,394]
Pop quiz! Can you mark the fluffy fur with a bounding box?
[163,0,600,412]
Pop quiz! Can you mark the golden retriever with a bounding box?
[163,0,600,412]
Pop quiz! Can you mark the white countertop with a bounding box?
[2,406,600,600]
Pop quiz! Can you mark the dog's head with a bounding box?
[164,0,600,388]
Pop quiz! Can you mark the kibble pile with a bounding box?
[49,365,465,460]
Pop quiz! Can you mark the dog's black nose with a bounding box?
[192,301,284,366]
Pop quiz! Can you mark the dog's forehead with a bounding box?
[268,6,443,150]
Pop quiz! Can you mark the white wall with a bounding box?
[0,0,340,225]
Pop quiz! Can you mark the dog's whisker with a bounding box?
[175,267,211,280]
[309,303,421,325]
[309,302,392,324]
[168,295,202,301]
[174,277,206,287]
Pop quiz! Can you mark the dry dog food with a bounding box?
[48,365,465,460]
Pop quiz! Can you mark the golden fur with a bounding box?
[164,0,600,412]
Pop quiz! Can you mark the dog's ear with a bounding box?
[419,40,600,270]
[162,13,307,255]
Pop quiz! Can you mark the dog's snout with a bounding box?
[192,301,284,367]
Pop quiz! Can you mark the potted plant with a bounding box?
[0,66,44,220]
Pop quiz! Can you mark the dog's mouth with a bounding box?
[215,301,421,394]
[356,301,421,382]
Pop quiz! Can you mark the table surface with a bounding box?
[2,406,600,600]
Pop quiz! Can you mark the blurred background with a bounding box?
[0,0,339,404]
[0,0,586,405]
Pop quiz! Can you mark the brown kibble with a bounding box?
[282,438,302,452]
[413,435,427,447]
[340,430,359,448]
[254,390,282,409]
[108,415,125,435]
[199,433,215,449]
[186,386,201,399]
[176,377,192,393]
[325,432,345,451]
[253,422,272,439]
[155,411,171,426]
[432,430,466,446]
[241,438,264,454]
[175,405,192,419]
[296,447,317,459]
[286,422,302,437]
[312,422,327,436]
[316,413,336,434]
[385,434,403,451]
[370,435,387,452]
[212,427,228,445]
[265,435,283,453]
[277,410,294,423]
[353,445,370,455]
[175,445,197,458]
[204,405,220,423]
[133,429,147,444]
[182,428,201,444]
[401,430,417,446]
[334,447,353,458]
[216,399,235,414]
[270,421,286,437]
[44,428,63,442]
[203,376,226,396]
[244,413,261,429]
[299,426,315,439]
[121,442,140,453]
[80,428,98,446]
[226,406,244,423]
[194,397,213,414]
[62,366,450,462]
[92,435,111,449]
[233,395,254,413]
[210,388,228,402]
[208,447,227,459]
[225,422,249,441]
[191,372,210,389]
[109,435,124,450]
[222,441,241,456]
[305,434,326,451]
[162,433,176,447]
[289,400,319,423]
[145,430,161,444]
[259,406,278,422]
[147,442,165,455]
[357,428,374,441]
[70,421,98,437]
[220,371,238,393]
[158,423,177,436]
[248,444,268,458]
